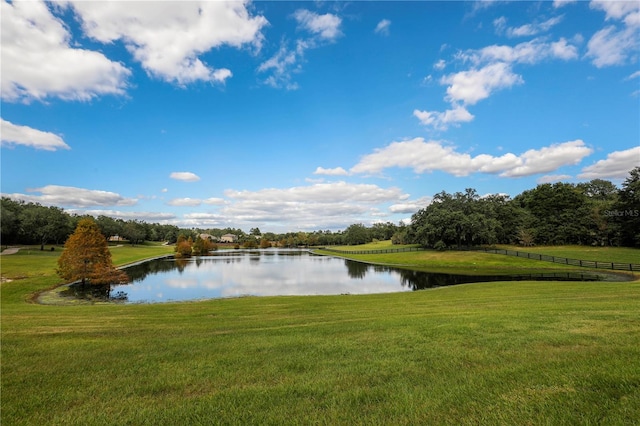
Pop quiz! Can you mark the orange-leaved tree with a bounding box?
[57,218,129,286]
[174,235,193,258]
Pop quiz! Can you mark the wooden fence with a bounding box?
[471,247,640,272]
[319,247,424,255]
[319,246,639,272]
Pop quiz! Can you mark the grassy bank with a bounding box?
[2,245,639,424]
[318,243,638,275]
[494,244,640,265]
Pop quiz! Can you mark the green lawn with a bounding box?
[495,244,640,265]
[319,242,639,275]
[329,240,420,251]
[2,245,639,424]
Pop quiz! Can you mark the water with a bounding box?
[61,249,625,304]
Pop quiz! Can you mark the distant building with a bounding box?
[199,233,217,242]
[108,235,125,242]
[220,233,238,243]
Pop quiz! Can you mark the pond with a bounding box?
[61,249,627,304]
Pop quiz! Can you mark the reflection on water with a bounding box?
[61,249,624,304]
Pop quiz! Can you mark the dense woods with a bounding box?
[2,167,638,249]
[403,167,640,249]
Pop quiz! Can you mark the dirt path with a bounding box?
[0,247,21,255]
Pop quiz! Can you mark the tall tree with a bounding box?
[343,224,370,245]
[371,222,398,241]
[577,179,619,201]
[578,179,619,246]
[95,215,124,240]
[1,197,22,245]
[57,218,128,286]
[514,183,593,245]
[615,167,640,247]
[410,189,501,248]
[121,220,147,245]
[483,194,525,245]
[19,203,71,250]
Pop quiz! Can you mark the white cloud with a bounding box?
[1,0,130,102]
[470,0,502,14]
[413,105,475,130]
[164,197,225,207]
[76,209,176,223]
[216,181,409,230]
[350,138,593,178]
[590,0,640,23]
[469,38,579,65]
[314,166,349,176]
[442,62,523,105]
[627,71,640,80]
[293,9,342,41]
[537,174,572,184]
[257,40,305,90]
[4,185,137,208]
[578,146,640,179]
[351,138,508,176]
[374,19,391,36]
[259,10,342,89]
[493,16,508,34]
[586,26,639,67]
[68,1,267,85]
[167,198,202,207]
[180,212,227,228]
[416,37,579,130]
[586,0,640,67]
[203,197,226,205]
[1,119,70,151]
[502,16,564,38]
[553,0,577,8]
[433,59,447,70]
[625,12,640,28]
[389,196,433,214]
[169,172,200,182]
[500,140,593,177]
[225,181,407,204]
[550,38,580,60]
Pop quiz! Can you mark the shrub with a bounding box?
[434,240,447,251]
[175,236,193,258]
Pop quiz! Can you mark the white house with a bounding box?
[220,233,238,243]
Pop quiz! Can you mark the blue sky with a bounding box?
[2,0,639,232]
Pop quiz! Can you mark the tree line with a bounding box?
[0,198,399,249]
[0,200,182,249]
[2,167,638,249]
[399,167,640,249]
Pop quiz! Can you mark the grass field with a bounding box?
[494,244,640,265]
[320,242,639,275]
[2,244,639,424]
